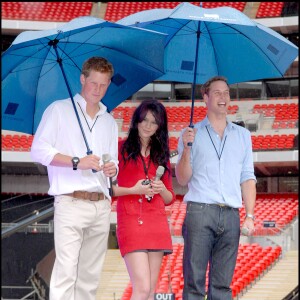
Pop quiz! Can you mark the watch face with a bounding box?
[72,157,79,164]
[72,157,80,170]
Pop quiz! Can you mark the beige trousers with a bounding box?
[50,195,111,300]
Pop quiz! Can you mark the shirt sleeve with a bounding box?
[240,129,257,184]
[30,102,60,166]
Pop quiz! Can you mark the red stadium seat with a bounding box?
[2,2,93,22]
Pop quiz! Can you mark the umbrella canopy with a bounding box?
[118,2,298,126]
[2,16,166,136]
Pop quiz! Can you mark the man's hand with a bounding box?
[183,127,197,148]
[79,154,101,171]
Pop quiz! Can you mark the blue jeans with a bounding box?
[182,202,240,300]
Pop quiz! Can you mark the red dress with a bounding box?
[116,146,175,257]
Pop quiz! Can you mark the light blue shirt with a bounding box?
[177,116,256,208]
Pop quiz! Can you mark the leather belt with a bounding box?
[207,203,237,210]
[63,191,105,201]
[188,201,237,210]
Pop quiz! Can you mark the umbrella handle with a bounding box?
[187,124,194,147]
[87,150,98,173]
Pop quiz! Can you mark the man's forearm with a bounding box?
[241,179,256,215]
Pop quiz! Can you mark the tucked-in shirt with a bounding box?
[177,116,256,208]
[31,93,118,198]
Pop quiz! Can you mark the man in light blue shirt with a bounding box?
[176,76,256,300]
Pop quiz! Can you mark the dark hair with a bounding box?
[121,99,170,172]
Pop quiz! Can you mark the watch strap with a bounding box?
[245,213,255,220]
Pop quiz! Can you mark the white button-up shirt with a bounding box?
[31,93,118,198]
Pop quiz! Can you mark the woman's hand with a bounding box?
[151,179,166,195]
[132,179,154,198]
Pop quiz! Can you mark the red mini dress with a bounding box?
[116,151,175,257]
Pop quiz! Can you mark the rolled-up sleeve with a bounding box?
[31,103,60,166]
[240,130,256,184]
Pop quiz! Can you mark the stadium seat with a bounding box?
[2,2,93,22]
[256,2,284,18]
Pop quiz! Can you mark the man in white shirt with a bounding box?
[31,57,118,300]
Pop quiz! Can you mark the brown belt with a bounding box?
[63,191,105,201]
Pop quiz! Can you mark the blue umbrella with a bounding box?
[2,16,166,154]
[118,2,298,128]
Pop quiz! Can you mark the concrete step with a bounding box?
[96,249,130,300]
[239,250,298,300]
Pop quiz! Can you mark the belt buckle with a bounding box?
[218,203,226,207]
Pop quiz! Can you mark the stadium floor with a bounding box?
[95,249,298,300]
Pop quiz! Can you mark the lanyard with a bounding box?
[205,125,227,161]
[140,154,151,178]
[77,103,99,132]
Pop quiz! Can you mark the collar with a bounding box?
[74,93,108,117]
[200,116,235,131]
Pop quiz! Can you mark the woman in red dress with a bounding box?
[113,99,175,300]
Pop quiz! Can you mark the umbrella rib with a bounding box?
[152,19,197,34]
[4,58,57,74]
[55,42,164,74]
[201,21,220,76]
[32,37,62,133]
[3,40,58,75]
[52,26,109,65]
[149,19,199,48]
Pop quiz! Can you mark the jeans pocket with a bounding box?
[186,202,206,214]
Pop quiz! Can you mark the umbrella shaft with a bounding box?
[190,24,201,127]
[52,43,91,153]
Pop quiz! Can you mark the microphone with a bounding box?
[153,166,165,181]
[102,153,113,197]
[146,166,165,202]
[241,227,249,236]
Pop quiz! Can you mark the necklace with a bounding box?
[137,197,143,225]
[205,125,227,160]
[77,103,99,132]
[137,154,152,224]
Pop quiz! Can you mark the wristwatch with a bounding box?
[245,213,255,221]
[71,157,80,170]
